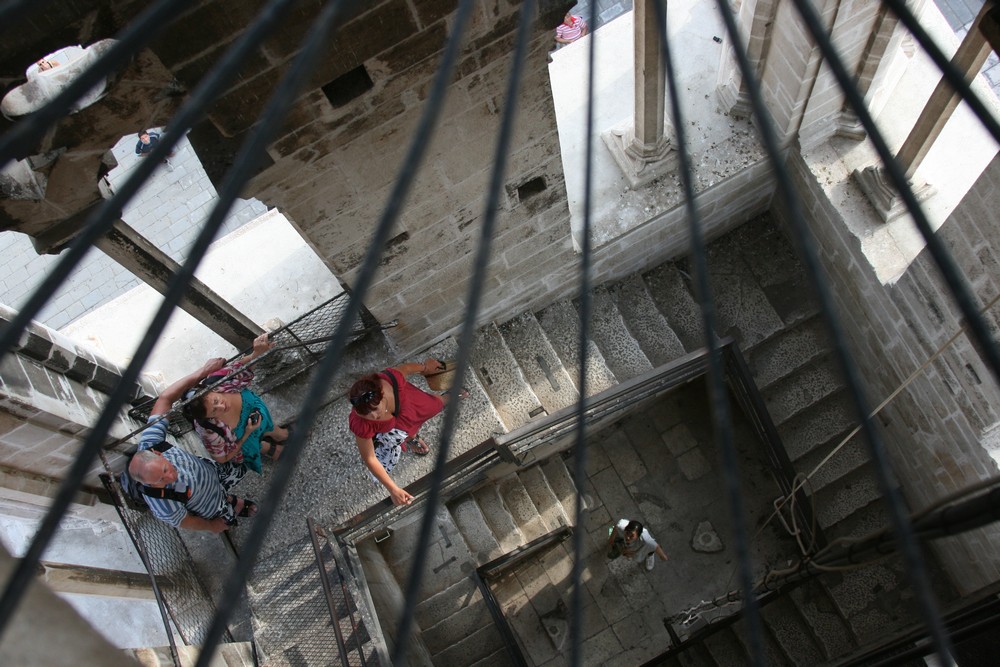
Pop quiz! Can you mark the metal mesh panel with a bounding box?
[248,529,379,666]
[99,473,234,648]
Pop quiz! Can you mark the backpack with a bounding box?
[118,441,191,511]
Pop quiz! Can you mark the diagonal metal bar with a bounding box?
[717,0,955,659]
[570,1,600,665]
[651,0,765,662]
[199,0,474,663]
[390,0,531,661]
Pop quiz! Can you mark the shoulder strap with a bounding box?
[135,441,191,504]
[382,369,401,417]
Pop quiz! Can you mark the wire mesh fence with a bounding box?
[99,473,235,651]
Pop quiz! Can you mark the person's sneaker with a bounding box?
[645,554,655,571]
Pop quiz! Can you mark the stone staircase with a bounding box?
[346,217,928,665]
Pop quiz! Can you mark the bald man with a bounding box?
[128,358,255,532]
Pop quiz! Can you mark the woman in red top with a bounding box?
[348,359,467,505]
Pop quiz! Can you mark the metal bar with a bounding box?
[478,526,572,580]
[333,560,367,667]
[307,518,351,667]
[472,569,529,667]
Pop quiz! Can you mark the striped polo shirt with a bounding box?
[139,416,225,527]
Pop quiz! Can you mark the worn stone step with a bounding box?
[813,464,886,530]
[795,436,872,496]
[730,614,790,665]
[703,224,786,350]
[536,299,618,395]
[675,642,716,666]
[610,274,687,367]
[422,586,497,656]
[540,454,582,522]
[473,483,526,553]
[764,354,845,427]
[746,315,832,391]
[822,493,890,544]
[469,646,515,667]
[728,214,819,327]
[376,504,472,601]
[470,322,545,431]
[642,262,706,352]
[518,464,571,531]
[449,494,503,565]
[778,390,858,462]
[414,574,481,632]
[425,335,509,444]
[431,620,507,667]
[498,473,549,542]
[788,582,856,660]
[498,311,579,415]
[701,625,750,666]
[586,285,655,381]
[762,594,825,665]
[822,563,913,648]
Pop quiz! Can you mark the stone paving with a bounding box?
[0,128,265,330]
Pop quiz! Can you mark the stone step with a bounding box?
[377,504,472,602]
[470,322,544,431]
[469,646,515,667]
[778,390,858,462]
[730,614,790,665]
[702,229,786,350]
[761,594,825,665]
[642,262,706,353]
[746,315,832,391]
[822,493,890,544]
[473,483,526,553]
[518,464,572,531]
[763,354,845,427]
[813,464,886,530]
[701,625,750,666]
[726,214,819,327]
[414,575,482,631]
[536,298,618,395]
[498,312,579,415]
[540,454,582,521]
[449,494,503,565]
[788,582,857,661]
[675,642,716,666]
[795,435,872,496]
[431,620,508,667]
[822,562,913,649]
[498,473,549,542]
[422,586,499,657]
[587,285,655,381]
[609,274,687,367]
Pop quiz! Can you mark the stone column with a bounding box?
[716,0,780,119]
[835,4,900,140]
[854,3,993,221]
[603,0,677,188]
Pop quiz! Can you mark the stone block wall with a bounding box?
[781,149,1000,594]
[0,305,159,489]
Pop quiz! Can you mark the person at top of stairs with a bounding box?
[348,359,469,505]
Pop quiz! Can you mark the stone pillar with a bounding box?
[835,4,899,140]
[602,0,677,188]
[94,219,263,348]
[716,0,779,119]
[854,3,993,221]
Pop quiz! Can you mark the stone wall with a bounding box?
[781,148,1000,594]
[0,305,158,489]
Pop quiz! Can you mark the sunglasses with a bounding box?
[350,390,377,407]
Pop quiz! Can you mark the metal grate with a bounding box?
[99,472,235,651]
[0,1,999,666]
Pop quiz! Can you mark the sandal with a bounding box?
[228,495,258,518]
[405,436,430,456]
[261,438,284,462]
